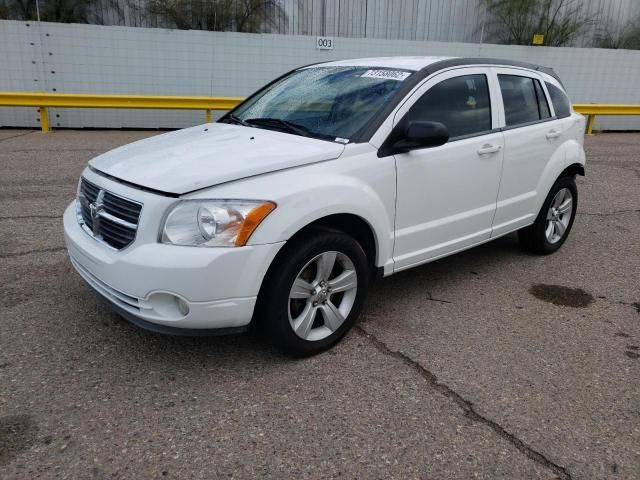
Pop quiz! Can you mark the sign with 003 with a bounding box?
[316,36,334,50]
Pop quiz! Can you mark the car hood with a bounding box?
[89,123,345,194]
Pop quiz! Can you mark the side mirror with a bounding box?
[404,121,449,148]
[378,120,449,156]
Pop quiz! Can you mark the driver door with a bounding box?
[392,68,504,271]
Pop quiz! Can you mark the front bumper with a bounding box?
[64,192,284,332]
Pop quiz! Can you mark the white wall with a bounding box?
[1,20,639,130]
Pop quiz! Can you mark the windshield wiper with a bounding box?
[222,114,250,127]
[245,117,313,138]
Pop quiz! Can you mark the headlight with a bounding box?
[161,200,276,247]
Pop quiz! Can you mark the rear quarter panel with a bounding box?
[533,109,586,215]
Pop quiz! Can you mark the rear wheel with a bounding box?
[518,175,577,254]
[259,230,369,356]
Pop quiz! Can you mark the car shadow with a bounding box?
[84,232,527,368]
[367,232,526,302]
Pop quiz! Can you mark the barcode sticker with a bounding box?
[361,70,411,81]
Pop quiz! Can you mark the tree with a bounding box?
[595,18,640,50]
[0,0,123,24]
[0,0,40,20]
[480,0,597,47]
[148,0,287,33]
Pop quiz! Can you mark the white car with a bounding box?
[64,56,586,355]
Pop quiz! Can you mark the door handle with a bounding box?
[546,129,561,139]
[477,144,502,155]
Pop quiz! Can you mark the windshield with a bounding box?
[222,66,414,142]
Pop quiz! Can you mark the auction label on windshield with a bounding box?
[361,70,411,81]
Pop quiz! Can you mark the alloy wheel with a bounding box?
[288,251,358,341]
[545,187,573,244]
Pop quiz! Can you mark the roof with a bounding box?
[312,56,457,71]
[310,56,560,84]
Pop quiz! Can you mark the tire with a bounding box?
[258,229,369,356]
[518,175,578,255]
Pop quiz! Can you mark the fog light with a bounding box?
[147,292,190,319]
[174,296,189,316]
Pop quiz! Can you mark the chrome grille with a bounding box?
[77,178,143,250]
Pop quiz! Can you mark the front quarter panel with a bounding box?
[186,143,397,273]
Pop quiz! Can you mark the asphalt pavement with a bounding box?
[1,129,638,479]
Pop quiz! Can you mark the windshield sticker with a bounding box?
[361,70,411,81]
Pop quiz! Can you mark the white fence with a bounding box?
[1,20,640,130]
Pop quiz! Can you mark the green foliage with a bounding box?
[147,0,287,32]
[0,0,123,23]
[0,0,38,20]
[42,0,92,22]
[481,0,597,46]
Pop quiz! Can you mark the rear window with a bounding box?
[498,75,551,127]
[545,82,572,118]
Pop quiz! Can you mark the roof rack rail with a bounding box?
[424,57,564,86]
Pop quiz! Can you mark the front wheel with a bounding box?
[518,175,578,254]
[259,230,369,356]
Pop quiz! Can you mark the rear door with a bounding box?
[490,68,562,237]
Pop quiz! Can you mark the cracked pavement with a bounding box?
[1,130,639,479]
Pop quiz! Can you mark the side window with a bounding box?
[498,75,543,127]
[545,82,572,118]
[405,74,492,139]
[534,80,551,119]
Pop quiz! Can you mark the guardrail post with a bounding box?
[585,114,595,135]
[39,107,50,133]
[205,109,212,123]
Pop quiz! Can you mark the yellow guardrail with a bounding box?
[0,92,244,132]
[1,92,639,135]
[573,104,640,135]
